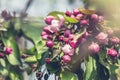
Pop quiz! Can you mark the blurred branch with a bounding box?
[20,0,34,19]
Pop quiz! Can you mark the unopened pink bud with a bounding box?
[45,58,51,63]
[45,16,55,25]
[73,9,80,16]
[46,40,54,48]
[5,47,13,54]
[91,14,99,21]
[69,40,78,48]
[75,13,83,20]
[62,55,71,63]
[110,37,120,44]
[88,42,100,54]
[69,34,74,40]
[80,20,88,26]
[98,16,104,23]
[96,32,108,44]
[107,48,118,57]
[65,10,71,16]
[64,30,71,37]
[0,53,5,58]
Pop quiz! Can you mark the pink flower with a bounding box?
[43,26,53,34]
[69,34,74,40]
[107,48,118,57]
[46,40,54,48]
[62,44,74,56]
[57,15,65,25]
[110,37,120,44]
[106,29,114,36]
[65,10,71,16]
[62,55,71,63]
[96,32,108,44]
[98,16,104,23]
[5,47,13,54]
[73,9,80,16]
[45,16,55,25]
[69,40,78,48]
[75,14,83,20]
[51,20,60,27]
[59,35,64,41]
[45,58,51,63]
[80,20,88,26]
[88,42,100,54]
[62,44,71,54]
[41,31,47,36]
[91,14,98,21]
[64,30,71,37]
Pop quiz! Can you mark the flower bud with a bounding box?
[96,32,108,44]
[69,40,78,48]
[68,48,75,56]
[69,34,74,40]
[62,55,71,63]
[5,47,13,55]
[45,16,55,25]
[0,53,5,58]
[110,37,120,44]
[75,13,83,20]
[43,26,53,34]
[42,34,49,39]
[70,14,75,18]
[98,16,104,23]
[88,42,100,54]
[41,31,47,36]
[80,20,88,26]
[64,30,71,37]
[21,54,28,59]
[63,38,69,43]
[45,58,51,63]
[59,35,64,41]
[73,9,80,16]
[107,48,118,57]
[65,10,71,16]
[91,14,98,21]
[46,40,54,48]
[106,29,114,36]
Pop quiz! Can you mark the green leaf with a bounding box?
[46,61,61,74]
[64,16,79,23]
[0,59,6,67]
[23,47,36,55]
[2,38,21,65]
[60,71,78,80]
[48,11,64,17]
[0,24,7,31]
[24,55,37,63]
[35,40,48,60]
[10,70,23,80]
[0,65,10,76]
[21,22,43,45]
[84,56,98,80]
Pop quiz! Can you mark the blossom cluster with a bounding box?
[41,8,120,64]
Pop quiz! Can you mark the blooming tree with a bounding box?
[0,1,120,80]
